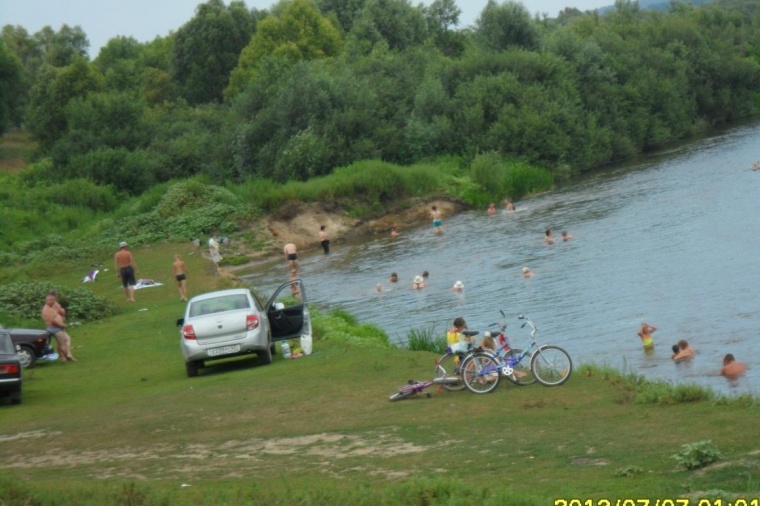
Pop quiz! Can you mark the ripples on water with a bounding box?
[241,122,760,395]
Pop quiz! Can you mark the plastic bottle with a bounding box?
[281,341,291,359]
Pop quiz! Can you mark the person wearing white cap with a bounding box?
[412,275,427,289]
[522,267,534,278]
[114,241,139,302]
[451,280,464,292]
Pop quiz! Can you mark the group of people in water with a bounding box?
[637,322,747,380]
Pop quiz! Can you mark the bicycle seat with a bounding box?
[461,330,479,337]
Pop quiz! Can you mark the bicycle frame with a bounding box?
[461,311,572,393]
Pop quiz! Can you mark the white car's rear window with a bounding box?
[189,294,250,317]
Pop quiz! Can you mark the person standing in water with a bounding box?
[637,322,656,352]
[431,205,443,234]
[319,225,330,254]
[283,243,299,269]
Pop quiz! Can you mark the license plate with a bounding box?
[207,344,241,357]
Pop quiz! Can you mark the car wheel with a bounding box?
[185,360,200,378]
[17,346,36,369]
[10,390,21,405]
[259,345,272,365]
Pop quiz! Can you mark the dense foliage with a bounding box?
[2,0,758,189]
[0,0,759,256]
[0,281,119,322]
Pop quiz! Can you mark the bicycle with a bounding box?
[461,313,572,394]
[388,376,461,401]
[433,330,481,391]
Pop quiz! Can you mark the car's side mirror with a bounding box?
[176,318,184,327]
[15,344,21,352]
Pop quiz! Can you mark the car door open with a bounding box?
[266,278,309,342]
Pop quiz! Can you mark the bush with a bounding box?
[671,440,721,470]
[405,325,446,353]
[0,282,119,322]
[311,307,390,349]
[503,162,553,199]
[30,179,119,212]
[470,151,505,197]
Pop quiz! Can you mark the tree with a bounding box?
[314,0,368,33]
[0,38,24,133]
[32,24,90,66]
[475,0,541,51]
[424,0,466,56]
[171,0,256,104]
[348,0,427,53]
[25,56,102,150]
[226,0,343,99]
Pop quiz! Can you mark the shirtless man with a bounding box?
[504,199,515,211]
[431,205,443,235]
[561,231,573,241]
[319,225,330,254]
[544,229,554,245]
[487,203,496,216]
[172,254,189,302]
[284,243,299,269]
[114,241,139,302]
[41,293,76,361]
[719,354,747,379]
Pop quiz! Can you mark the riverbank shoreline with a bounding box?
[224,197,469,272]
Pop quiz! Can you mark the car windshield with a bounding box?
[189,294,250,317]
[0,333,15,354]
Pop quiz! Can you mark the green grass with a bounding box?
[1,243,759,504]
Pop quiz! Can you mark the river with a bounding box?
[240,121,760,395]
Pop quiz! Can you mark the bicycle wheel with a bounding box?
[501,349,537,386]
[461,353,501,394]
[435,352,466,391]
[530,345,572,386]
[389,388,415,401]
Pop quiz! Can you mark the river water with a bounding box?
[240,121,760,395]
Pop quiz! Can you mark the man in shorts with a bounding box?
[173,254,189,302]
[41,293,76,361]
[284,243,299,269]
[430,205,443,234]
[114,241,139,302]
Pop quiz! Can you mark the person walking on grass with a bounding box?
[41,292,76,362]
[114,241,139,302]
[173,254,189,302]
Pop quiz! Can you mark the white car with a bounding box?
[178,279,309,377]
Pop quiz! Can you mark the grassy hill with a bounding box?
[0,242,758,505]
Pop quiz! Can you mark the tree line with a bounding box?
[1,0,759,196]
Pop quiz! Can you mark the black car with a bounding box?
[1,326,57,369]
[0,330,22,405]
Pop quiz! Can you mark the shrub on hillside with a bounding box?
[29,179,119,212]
[470,151,505,196]
[0,282,119,322]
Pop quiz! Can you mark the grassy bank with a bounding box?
[1,130,554,282]
[1,242,759,504]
